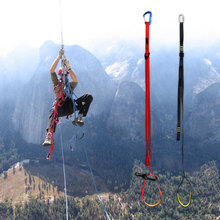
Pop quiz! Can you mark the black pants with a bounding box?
[46,94,93,132]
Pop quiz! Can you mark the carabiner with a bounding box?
[143,11,152,25]
[179,14,184,23]
[177,175,192,207]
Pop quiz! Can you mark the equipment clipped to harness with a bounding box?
[176,14,192,207]
[47,77,65,160]
[135,11,162,207]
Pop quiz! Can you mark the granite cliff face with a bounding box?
[8,40,220,149]
[187,82,220,143]
[107,81,165,141]
[95,42,220,145]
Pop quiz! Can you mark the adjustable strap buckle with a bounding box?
[145,52,150,60]
[135,172,157,181]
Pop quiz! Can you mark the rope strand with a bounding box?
[59,0,64,48]
[59,126,69,220]
[82,131,111,220]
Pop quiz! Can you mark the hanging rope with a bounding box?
[59,126,69,220]
[82,130,111,220]
[135,11,162,207]
[176,14,192,207]
[59,0,64,49]
[55,0,109,218]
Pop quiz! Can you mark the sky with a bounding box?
[0,0,220,56]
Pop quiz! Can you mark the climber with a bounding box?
[42,49,93,146]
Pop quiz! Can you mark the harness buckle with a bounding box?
[143,11,152,25]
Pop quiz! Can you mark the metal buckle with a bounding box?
[179,14,184,23]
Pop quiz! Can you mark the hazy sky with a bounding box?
[0,0,220,55]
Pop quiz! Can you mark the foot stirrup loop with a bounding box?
[135,172,162,207]
[177,174,192,207]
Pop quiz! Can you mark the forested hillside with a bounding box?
[0,161,219,219]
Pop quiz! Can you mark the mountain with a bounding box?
[1,40,220,209]
[188,82,220,142]
[1,40,220,220]
[5,40,220,174]
[94,41,220,143]
[0,161,63,204]
[107,81,145,141]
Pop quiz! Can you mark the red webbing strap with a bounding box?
[47,78,65,159]
[140,19,162,207]
[145,21,151,167]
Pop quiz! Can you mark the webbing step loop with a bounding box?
[176,14,192,207]
[135,11,162,207]
[135,172,162,207]
[177,172,192,207]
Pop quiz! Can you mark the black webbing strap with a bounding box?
[177,15,184,141]
[176,14,192,207]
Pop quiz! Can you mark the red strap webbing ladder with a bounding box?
[135,11,162,207]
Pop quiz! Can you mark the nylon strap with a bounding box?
[135,11,162,207]
[177,16,184,141]
[145,19,151,168]
[176,14,192,207]
[47,79,65,160]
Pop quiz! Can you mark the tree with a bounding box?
[3,171,7,179]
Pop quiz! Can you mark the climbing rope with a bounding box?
[82,130,111,220]
[59,126,69,220]
[47,1,108,218]
[59,0,64,49]
[135,11,162,207]
[176,14,192,207]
